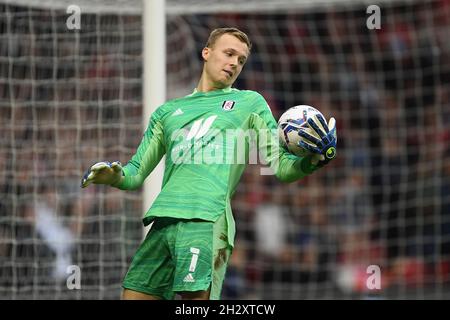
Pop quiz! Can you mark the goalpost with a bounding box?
[142,0,165,237]
[0,0,449,299]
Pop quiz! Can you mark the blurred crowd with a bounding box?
[1,0,449,299]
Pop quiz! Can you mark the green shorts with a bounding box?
[122,214,231,300]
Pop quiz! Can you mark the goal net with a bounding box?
[1,0,449,299]
[0,1,144,299]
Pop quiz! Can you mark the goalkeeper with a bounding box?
[81,27,337,300]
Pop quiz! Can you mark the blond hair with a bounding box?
[205,27,252,53]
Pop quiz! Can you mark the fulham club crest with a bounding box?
[222,100,235,111]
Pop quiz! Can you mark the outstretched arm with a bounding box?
[117,116,165,190]
[80,109,166,190]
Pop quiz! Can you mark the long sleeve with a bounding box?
[250,93,318,183]
[114,109,166,190]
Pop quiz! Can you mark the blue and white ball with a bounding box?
[278,105,325,157]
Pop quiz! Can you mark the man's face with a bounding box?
[202,34,249,88]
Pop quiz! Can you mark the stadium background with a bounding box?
[0,0,449,299]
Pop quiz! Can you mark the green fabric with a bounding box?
[116,88,317,247]
[122,214,230,300]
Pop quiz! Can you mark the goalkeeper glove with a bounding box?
[298,114,337,166]
[80,161,124,188]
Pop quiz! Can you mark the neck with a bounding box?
[196,73,229,93]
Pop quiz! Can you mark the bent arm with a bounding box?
[252,112,317,183]
[250,94,318,183]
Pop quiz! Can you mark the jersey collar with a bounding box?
[190,87,233,96]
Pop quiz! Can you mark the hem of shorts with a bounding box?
[122,282,168,300]
[172,281,211,294]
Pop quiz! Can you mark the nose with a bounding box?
[229,57,238,68]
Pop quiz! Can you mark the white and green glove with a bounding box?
[80,161,123,188]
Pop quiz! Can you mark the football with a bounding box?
[277,105,326,157]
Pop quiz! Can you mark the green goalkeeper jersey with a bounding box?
[115,87,317,246]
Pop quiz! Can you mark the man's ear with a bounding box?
[202,47,210,62]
